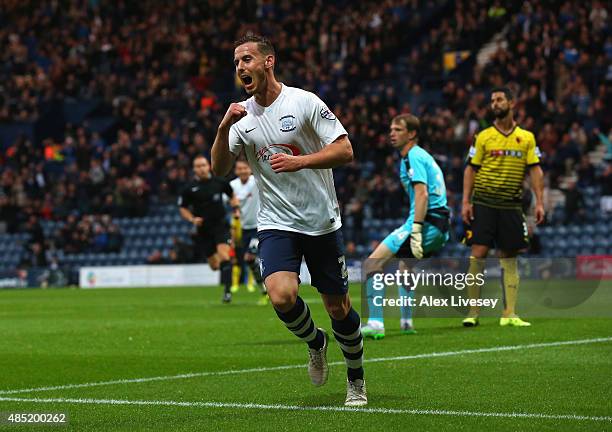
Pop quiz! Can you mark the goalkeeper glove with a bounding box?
[410,222,424,259]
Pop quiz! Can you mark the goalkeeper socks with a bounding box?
[466,256,485,317]
[220,260,232,294]
[366,271,384,325]
[500,257,519,316]
[331,307,364,381]
[399,284,414,322]
[274,296,324,350]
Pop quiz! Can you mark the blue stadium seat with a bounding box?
[540,226,554,236]
[582,224,596,235]
[595,223,608,236]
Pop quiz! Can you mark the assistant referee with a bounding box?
[461,86,545,327]
[179,155,239,303]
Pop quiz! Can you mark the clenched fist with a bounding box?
[219,103,247,130]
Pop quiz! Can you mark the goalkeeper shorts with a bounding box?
[382,221,449,258]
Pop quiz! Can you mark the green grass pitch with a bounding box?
[0,284,611,431]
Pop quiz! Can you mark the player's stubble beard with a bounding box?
[493,107,510,120]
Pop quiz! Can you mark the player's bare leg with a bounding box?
[207,254,220,270]
[362,243,394,339]
[464,244,488,326]
[215,243,233,303]
[321,293,366,406]
[266,271,328,386]
[499,250,530,327]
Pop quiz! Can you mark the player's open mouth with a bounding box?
[241,75,253,86]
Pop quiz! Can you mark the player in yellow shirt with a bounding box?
[461,86,545,327]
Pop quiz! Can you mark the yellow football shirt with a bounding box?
[468,125,540,209]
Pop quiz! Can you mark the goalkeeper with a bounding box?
[362,114,450,339]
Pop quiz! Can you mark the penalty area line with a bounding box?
[0,336,610,396]
[0,396,610,422]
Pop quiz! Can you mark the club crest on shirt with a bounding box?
[279,115,296,132]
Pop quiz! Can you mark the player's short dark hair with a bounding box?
[193,155,209,163]
[234,34,275,57]
[392,114,420,138]
[491,86,514,101]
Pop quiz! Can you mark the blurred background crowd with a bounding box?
[0,0,610,274]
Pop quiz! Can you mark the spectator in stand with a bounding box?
[563,180,586,224]
[19,242,48,268]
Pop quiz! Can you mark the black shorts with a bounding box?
[193,221,231,260]
[471,203,528,251]
[258,229,349,295]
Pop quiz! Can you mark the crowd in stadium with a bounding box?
[0,0,610,265]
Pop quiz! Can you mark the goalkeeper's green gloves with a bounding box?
[410,222,424,259]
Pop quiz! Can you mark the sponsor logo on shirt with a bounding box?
[489,150,523,158]
[255,143,302,162]
[279,115,296,132]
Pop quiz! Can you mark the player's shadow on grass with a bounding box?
[221,338,304,347]
[299,393,404,407]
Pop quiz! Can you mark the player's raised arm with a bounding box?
[212,103,247,177]
[269,135,353,173]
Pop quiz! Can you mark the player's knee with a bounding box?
[265,275,298,311]
[268,288,297,311]
[208,257,220,270]
[363,259,383,276]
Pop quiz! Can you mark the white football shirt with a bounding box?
[230,175,259,230]
[228,84,347,235]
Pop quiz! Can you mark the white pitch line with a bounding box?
[0,336,610,396]
[0,396,610,423]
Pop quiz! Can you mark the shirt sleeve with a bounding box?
[468,133,485,167]
[307,93,348,145]
[222,179,234,198]
[526,132,541,166]
[228,124,244,156]
[177,187,190,209]
[408,153,428,185]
